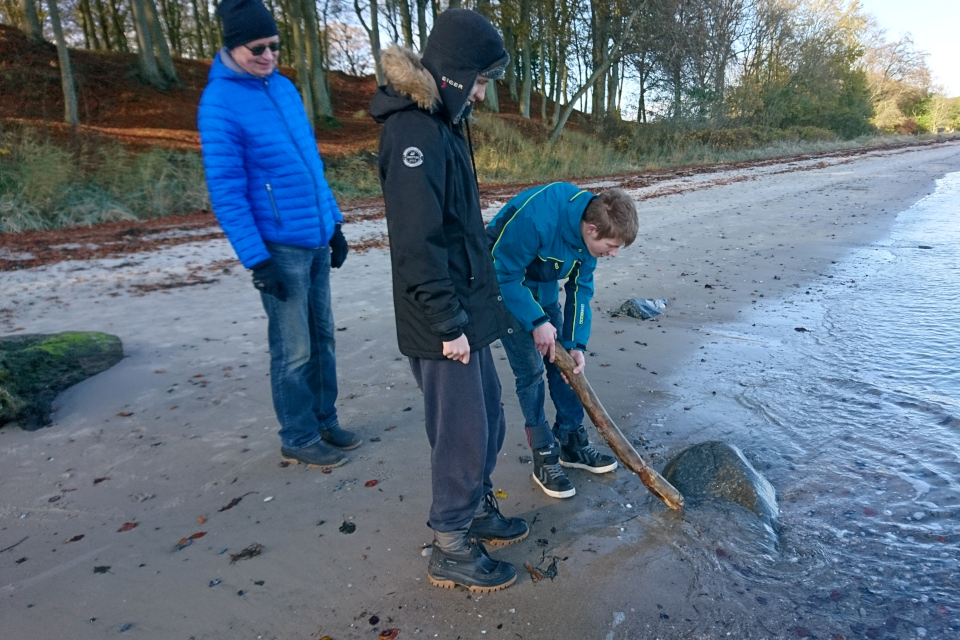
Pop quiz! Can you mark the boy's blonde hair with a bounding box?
[583,189,638,246]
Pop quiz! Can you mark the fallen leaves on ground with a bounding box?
[117,522,138,532]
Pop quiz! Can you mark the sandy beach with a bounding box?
[2,140,960,640]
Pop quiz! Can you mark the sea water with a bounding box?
[644,172,960,638]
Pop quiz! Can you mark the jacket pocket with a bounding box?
[265,183,282,227]
[525,256,562,282]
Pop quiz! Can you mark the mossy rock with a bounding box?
[662,441,780,529]
[0,332,123,430]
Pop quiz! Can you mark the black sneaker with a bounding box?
[557,426,618,474]
[280,442,347,470]
[319,425,362,451]
[532,445,576,498]
[470,493,529,547]
[427,539,517,593]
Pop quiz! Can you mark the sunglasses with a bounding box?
[243,41,280,56]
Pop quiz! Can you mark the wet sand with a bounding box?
[2,140,960,639]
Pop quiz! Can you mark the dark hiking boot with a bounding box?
[556,426,618,474]
[319,425,362,451]
[531,445,575,498]
[470,492,529,547]
[280,442,347,470]
[428,530,516,593]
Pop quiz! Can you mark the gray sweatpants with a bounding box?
[409,346,505,532]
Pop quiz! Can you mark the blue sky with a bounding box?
[859,0,960,95]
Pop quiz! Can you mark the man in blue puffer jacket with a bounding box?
[198,0,359,470]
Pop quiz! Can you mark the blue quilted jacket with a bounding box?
[198,52,342,268]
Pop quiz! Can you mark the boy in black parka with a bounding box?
[370,9,527,593]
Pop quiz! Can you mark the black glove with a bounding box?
[251,258,287,301]
[330,223,348,269]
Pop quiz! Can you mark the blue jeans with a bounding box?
[409,347,505,532]
[500,301,584,450]
[260,242,339,450]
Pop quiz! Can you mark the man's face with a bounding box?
[581,222,623,258]
[468,76,491,105]
[230,36,280,78]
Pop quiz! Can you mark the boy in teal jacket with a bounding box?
[487,183,638,498]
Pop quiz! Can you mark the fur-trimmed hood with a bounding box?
[370,43,481,125]
[370,45,454,125]
[381,46,439,111]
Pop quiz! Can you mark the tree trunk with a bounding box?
[590,0,608,117]
[130,0,166,89]
[355,0,383,84]
[91,0,113,51]
[549,8,638,143]
[502,25,517,100]
[200,0,216,56]
[300,0,334,120]
[519,0,531,118]
[416,0,427,49]
[474,0,497,112]
[20,0,45,43]
[77,0,92,48]
[189,0,205,57]
[397,0,412,47]
[552,63,566,126]
[606,57,619,116]
[157,0,182,57]
[109,0,130,52]
[142,0,181,85]
[46,0,79,126]
[283,0,315,124]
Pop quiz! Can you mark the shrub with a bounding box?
[0,128,209,234]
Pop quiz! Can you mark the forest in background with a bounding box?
[2,0,956,136]
[1,0,958,233]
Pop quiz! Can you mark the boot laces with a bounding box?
[578,444,605,461]
[483,492,503,518]
[541,459,566,480]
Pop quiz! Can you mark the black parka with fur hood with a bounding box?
[370,10,509,360]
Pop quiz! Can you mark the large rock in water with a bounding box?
[0,332,123,430]
[662,441,779,530]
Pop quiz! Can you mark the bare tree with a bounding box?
[19,0,44,43]
[142,0,182,85]
[130,0,167,88]
[518,0,531,117]
[355,0,384,84]
[283,0,315,123]
[46,0,79,126]
[549,6,640,142]
[300,0,334,120]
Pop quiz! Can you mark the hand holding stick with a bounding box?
[553,342,684,511]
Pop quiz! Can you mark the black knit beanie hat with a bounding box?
[421,9,509,123]
[217,0,278,50]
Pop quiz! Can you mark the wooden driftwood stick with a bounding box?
[552,342,684,511]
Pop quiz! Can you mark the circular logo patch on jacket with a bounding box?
[402,147,424,168]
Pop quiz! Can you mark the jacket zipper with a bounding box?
[262,78,326,244]
[265,183,282,226]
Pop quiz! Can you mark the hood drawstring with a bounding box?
[465,118,480,195]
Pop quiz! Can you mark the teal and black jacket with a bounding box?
[487,182,596,351]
